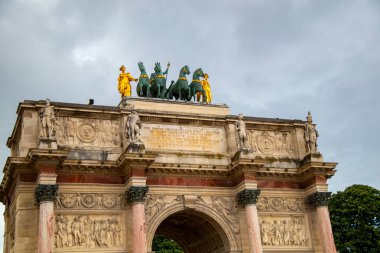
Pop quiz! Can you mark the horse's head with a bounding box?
[182,65,190,75]
[154,62,162,73]
[138,62,145,72]
[194,68,205,78]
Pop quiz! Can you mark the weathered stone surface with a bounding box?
[0,98,338,253]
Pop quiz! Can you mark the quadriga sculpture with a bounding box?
[166,65,191,101]
[136,62,150,97]
[148,62,170,99]
[189,68,205,102]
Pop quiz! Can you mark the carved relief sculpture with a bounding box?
[256,197,306,212]
[305,112,319,153]
[39,99,56,140]
[54,215,122,249]
[235,114,251,151]
[56,193,124,209]
[260,216,309,247]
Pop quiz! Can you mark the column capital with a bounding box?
[307,191,331,207]
[126,186,149,204]
[237,189,261,206]
[35,184,58,204]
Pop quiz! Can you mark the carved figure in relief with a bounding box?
[111,121,120,145]
[305,112,319,153]
[260,217,309,247]
[39,99,56,139]
[235,114,251,150]
[126,108,142,143]
[96,121,107,145]
[118,65,138,98]
[145,195,165,221]
[71,217,82,246]
[55,215,69,248]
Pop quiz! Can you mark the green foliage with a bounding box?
[329,184,380,253]
[152,235,184,253]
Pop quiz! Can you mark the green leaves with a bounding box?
[329,184,380,253]
[152,235,184,253]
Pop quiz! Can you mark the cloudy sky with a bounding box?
[0,0,379,246]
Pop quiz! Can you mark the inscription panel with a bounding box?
[141,124,226,153]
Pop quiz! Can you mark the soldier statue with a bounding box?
[39,99,56,139]
[305,112,319,153]
[126,108,142,143]
[118,65,138,98]
[235,113,251,150]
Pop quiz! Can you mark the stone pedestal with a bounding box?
[35,184,58,253]
[237,189,263,253]
[307,192,336,253]
[126,186,149,253]
[38,138,57,150]
[126,142,145,154]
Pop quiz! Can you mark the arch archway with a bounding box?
[151,209,231,253]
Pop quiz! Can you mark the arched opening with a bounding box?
[152,209,231,253]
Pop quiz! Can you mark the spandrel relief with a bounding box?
[54,117,121,147]
[248,130,295,158]
[56,193,124,209]
[257,197,306,212]
[145,195,183,226]
[259,216,310,247]
[55,214,122,249]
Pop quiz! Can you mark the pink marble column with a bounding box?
[38,202,55,253]
[35,184,58,253]
[237,189,263,253]
[307,191,336,253]
[317,206,336,253]
[132,203,147,253]
[126,186,149,253]
[245,204,263,253]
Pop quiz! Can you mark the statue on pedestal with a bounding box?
[118,65,138,98]
[235,114,251,152]
[39,99,56,140]
[305,112,319,153]
[125,107,144,153]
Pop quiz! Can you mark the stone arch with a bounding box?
[146,202,239,252]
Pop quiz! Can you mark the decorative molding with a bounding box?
[55,214,122,249]
[260,216,310,247]
[35,184,59,204]
[306,192,331,207]
[257,197,306,212]
[126,186,149,203]
[56,193,124,209]
[237,189,261,206]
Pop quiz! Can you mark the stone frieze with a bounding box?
[56,193,124,209]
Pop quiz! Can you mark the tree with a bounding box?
[152,235,184,253]
[329,184,380,253]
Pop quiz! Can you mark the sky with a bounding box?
[0,0,380,247]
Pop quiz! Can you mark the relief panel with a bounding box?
[259,215,310,248]
[55,117,121,147]
[54,214,123,249]
[140,124,226,153]
[247,130,296,158]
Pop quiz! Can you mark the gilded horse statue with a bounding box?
[136,62,150,97]
[148,62,170,99]
[189,68,205,102]
[166,65,191,101]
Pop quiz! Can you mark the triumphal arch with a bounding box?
[0,97,337,253]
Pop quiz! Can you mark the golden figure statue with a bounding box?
[197,73,212,103]
[118,65,138,98]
